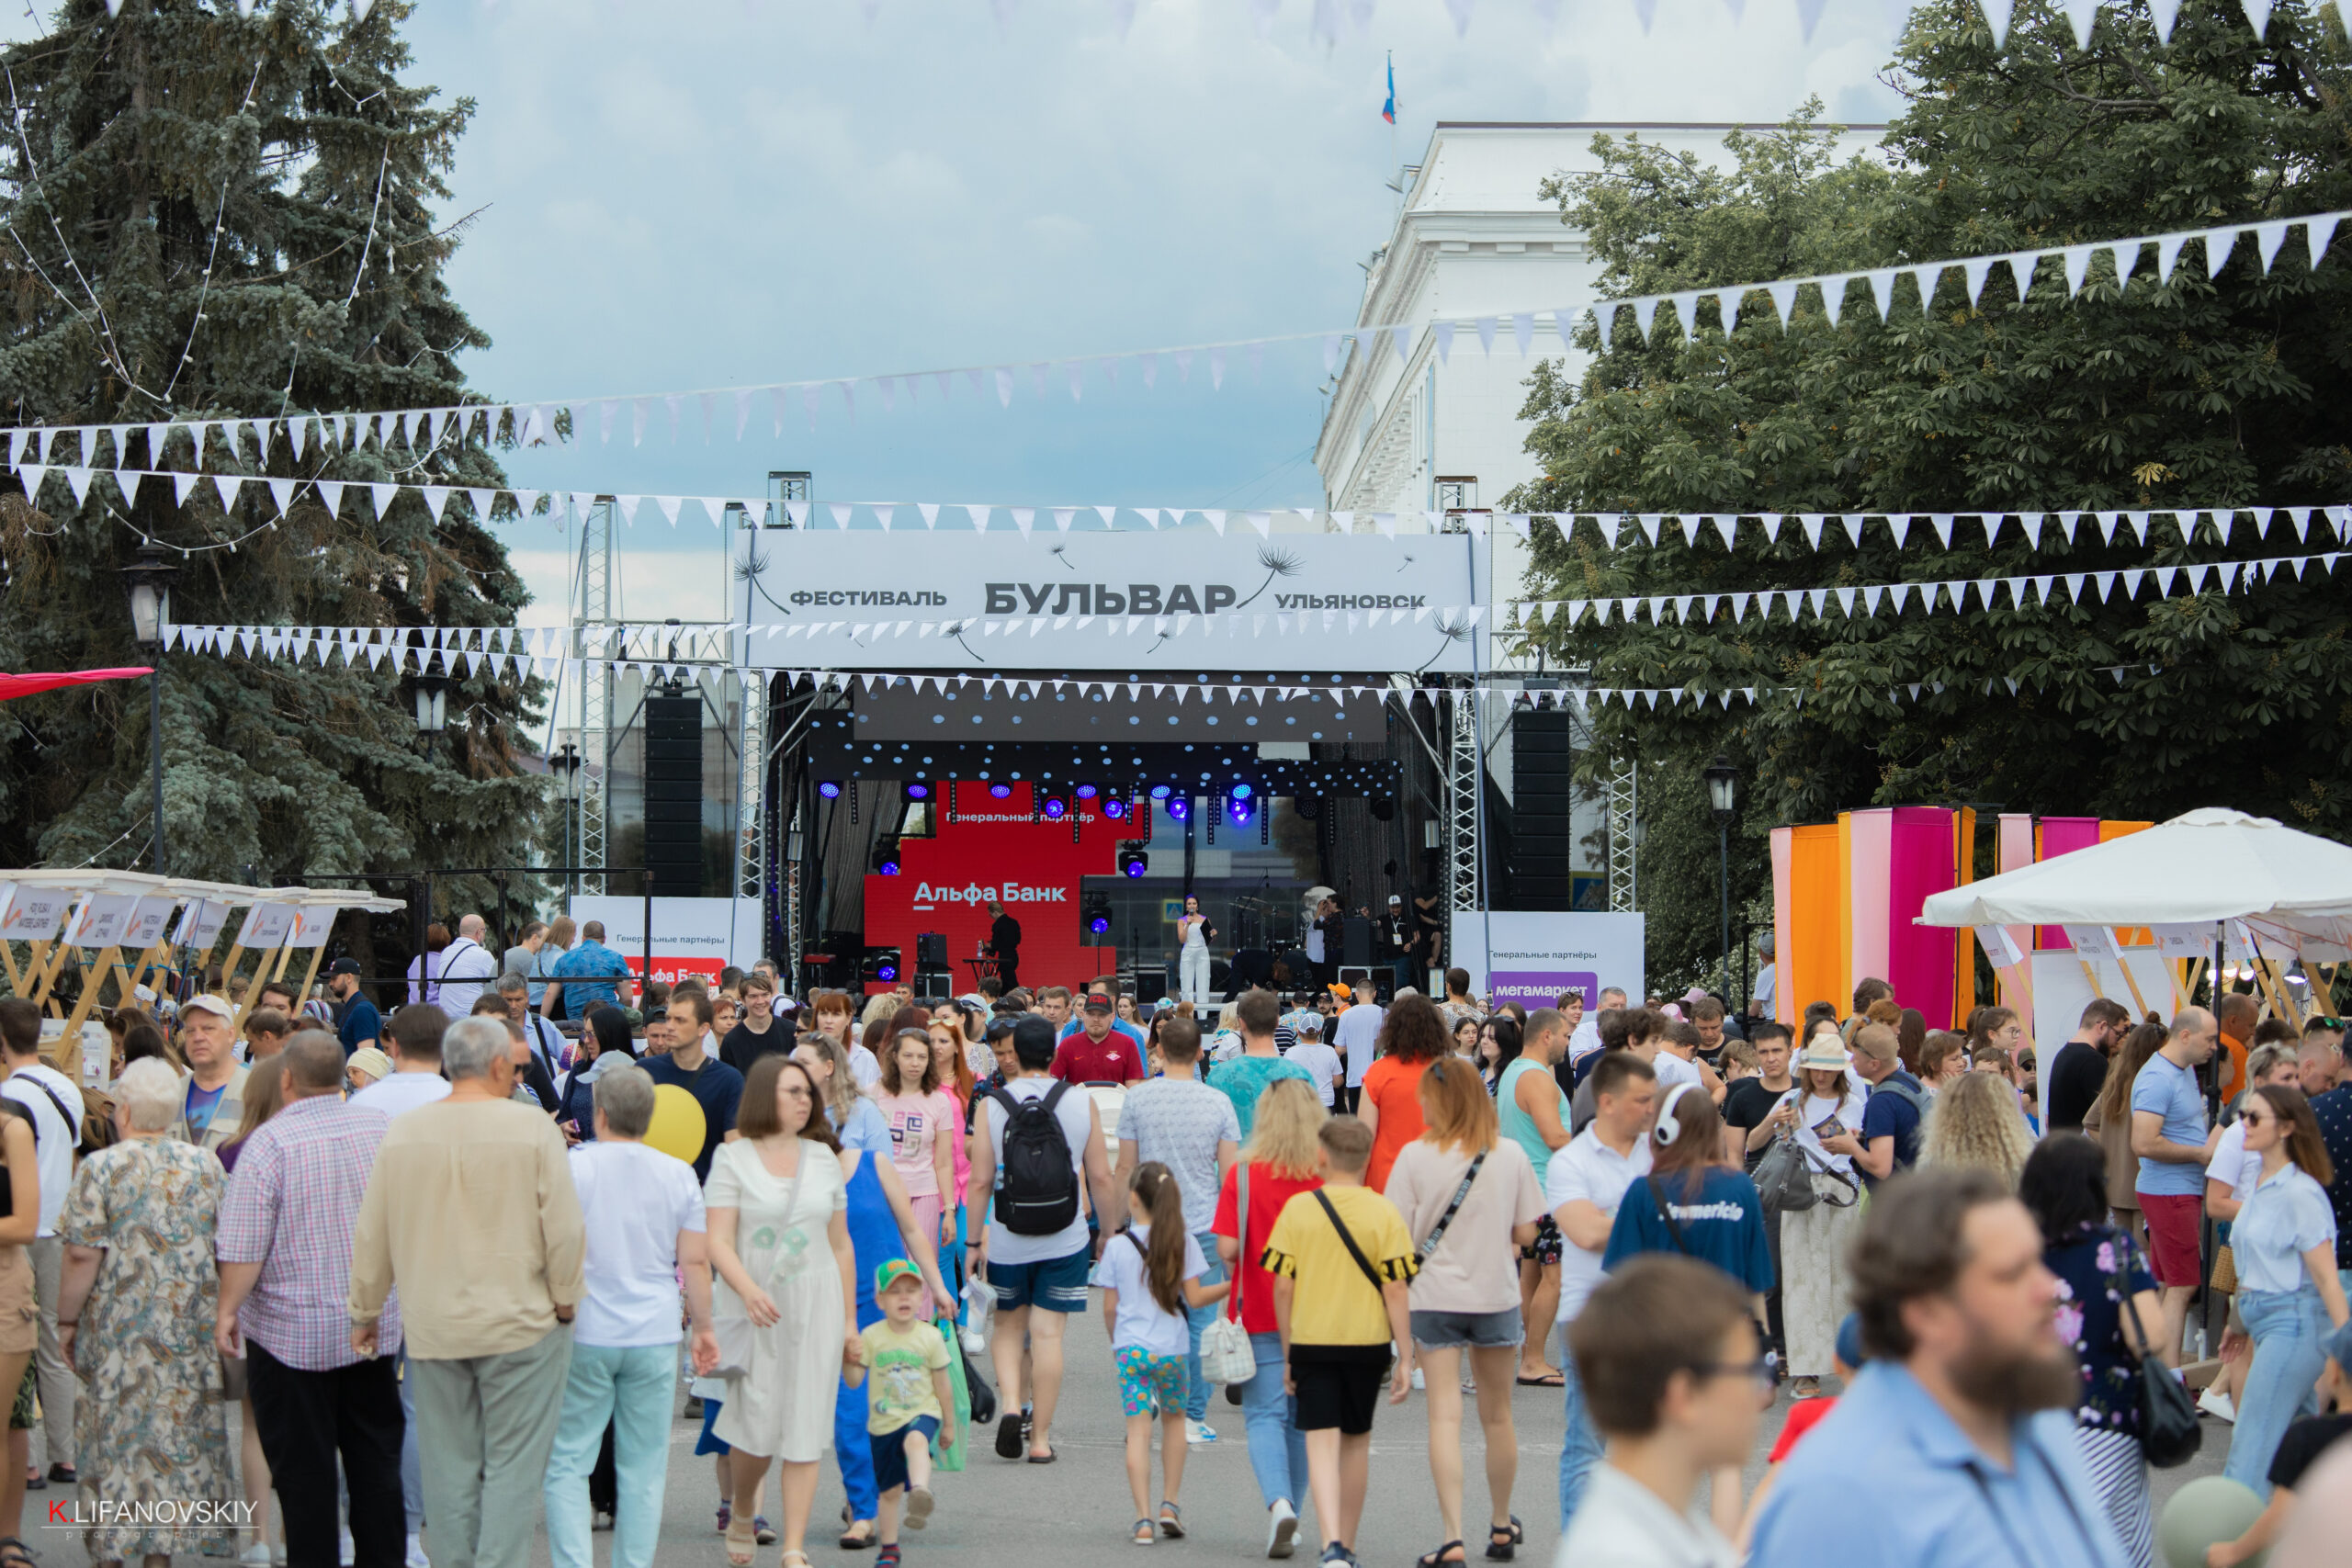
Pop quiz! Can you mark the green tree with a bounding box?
[1506,1,2352,980]
[0,0,548,908]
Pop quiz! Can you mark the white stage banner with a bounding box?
[740,529,1486,673]
[1448,911,1646,1012]
[568,897,766,986]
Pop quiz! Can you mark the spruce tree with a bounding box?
[0,0,546,917]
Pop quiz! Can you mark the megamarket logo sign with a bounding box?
[1488,969,1600,1010]
[911,881,1069,909]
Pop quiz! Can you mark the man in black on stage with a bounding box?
[986,898,1022,991]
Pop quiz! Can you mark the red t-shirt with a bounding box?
[1768,1394,1838,1462]
[1049,1031,1144,1085]
[1361,1055,1431,1194]
[1212,1162,1322,1336]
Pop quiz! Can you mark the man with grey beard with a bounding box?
[1747,1169,2123,1568]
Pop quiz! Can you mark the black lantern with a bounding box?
[1702,754,1738,1000]
[120,544,182,875]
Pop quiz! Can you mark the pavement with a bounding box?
[11,1310,2234,1566]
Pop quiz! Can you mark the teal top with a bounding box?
[1495,1056,1567,1184]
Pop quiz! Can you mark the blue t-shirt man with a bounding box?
[1601,1165,1776,1293]
[334,995,382,1058]
[549,936,632,1021]
[642,1050,743,1183]
[1859,1071,1927,1189]
[2131,1053,2207,1197]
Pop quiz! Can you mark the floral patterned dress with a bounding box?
[60,1135,235,1561]
[2045,1220,2159,1436]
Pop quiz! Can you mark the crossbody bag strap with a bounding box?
[1416,1150,1487,1264]
[1312,1189,1390,1298]
[1229,1163,1249,1318]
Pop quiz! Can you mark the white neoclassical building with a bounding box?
[1311,119,1887,636]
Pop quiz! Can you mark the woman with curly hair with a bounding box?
[1920,1069,2038,1190]
[1358,994,1452,1193]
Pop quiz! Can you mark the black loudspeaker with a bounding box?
[1511,710,1579,910]
[1341,916,1374,965]
[916,932,948,969]
[644,696,704,897]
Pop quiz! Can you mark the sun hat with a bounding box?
[1796,1036,1853,1073]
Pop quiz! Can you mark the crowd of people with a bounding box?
[0,923,2346,1568]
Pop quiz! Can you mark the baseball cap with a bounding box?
[1084,992,1114,1012]
[1386,894,1402,905]
[181,993,235,1021]
[327,957,362,977]
[1295,1012,1324,1036]
[874,1258,924,1295]
[1834,1312,1868,1372]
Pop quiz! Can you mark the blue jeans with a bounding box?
[1238,1330,1308,1509]
[1557,1346,1602,1530]
[2225,1285,2329,1495]
[1183,1230,1228,1422]
[543,1342,673,1568]
[835,1371,879,1520]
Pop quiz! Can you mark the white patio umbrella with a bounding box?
[1917,808,2352,929]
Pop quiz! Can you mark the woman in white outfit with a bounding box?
[707,1055,862,1568]
[1767,1035,1867,1397]
[1178,894,1214,1007]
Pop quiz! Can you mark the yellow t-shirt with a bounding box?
[1261,1183,1417,1347]
[858,1319,950,1433]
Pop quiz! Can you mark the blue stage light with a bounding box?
[818,781,842,799]
[989,783,1012,799]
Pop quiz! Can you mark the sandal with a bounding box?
[725,1512,757,1567]
[1132,1520,1158,1547]
[1416,1543,1464,1568]
[0,1540,34,1568]
[840,1520,877,1551]
[1159,1503,1185,1540]
[786,1553,816,1568]
[1486,1518,1523,1562]
[994,1412,1025,1460]
[876,1550,899,1568]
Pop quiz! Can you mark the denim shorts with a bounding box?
[987,1246,1092,1314]
[1409,1306,1525,1349]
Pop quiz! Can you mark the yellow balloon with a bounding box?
[643,1084,708,1168]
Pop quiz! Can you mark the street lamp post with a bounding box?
[121,544,181,876]
[550,742,582,894]
[1702,755,1738,1002]
[413,667,450,760]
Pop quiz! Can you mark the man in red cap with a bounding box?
[1048,992,1145,1085]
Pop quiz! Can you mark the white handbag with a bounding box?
[1195,1165,1259,1387]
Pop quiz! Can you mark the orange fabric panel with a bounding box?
[1786,824,1843,1023]
[2099,821,2157,949]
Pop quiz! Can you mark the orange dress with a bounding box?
[1360,1055,1432,1193]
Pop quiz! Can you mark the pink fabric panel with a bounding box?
[1847,809,1893,992]
[1885,807,1958,1026]
[1997,814,2036,963]
[1771,827,1794,1025]
[2036,817,2103,951]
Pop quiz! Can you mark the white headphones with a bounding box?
[1653,1081,1702,1148]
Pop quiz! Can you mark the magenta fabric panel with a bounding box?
[2035,817,2104,951]
[1847,808,1893,994]
[1885,807,1958,1027]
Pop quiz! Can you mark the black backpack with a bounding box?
[989,1081,1080,1236]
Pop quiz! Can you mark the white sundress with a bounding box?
[707,1136,848,1461]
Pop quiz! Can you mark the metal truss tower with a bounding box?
[1447,682,1482,914]
[1606,755,1638,913]
[576,497,614,896]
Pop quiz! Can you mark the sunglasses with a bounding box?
[2240,1110,2271,1127]
[1687,1355,1777,1390]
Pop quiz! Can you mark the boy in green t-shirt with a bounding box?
[846,1260,956,1566]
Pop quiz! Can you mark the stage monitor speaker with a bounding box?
[644,696,705,897]
[914,968,955,998]
[1511,710,1579,909]
[1341,916,1374,966]
[916,932,948,969]
[1134,973,1168,1005]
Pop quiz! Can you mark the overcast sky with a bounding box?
[15,0,1910,622]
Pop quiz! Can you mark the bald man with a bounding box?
[2133,1006,2218,1365]
[426,913,501,1017]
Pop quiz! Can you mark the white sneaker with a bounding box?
[405,1532,430,1568]
[1267,1499,1299,1560]
[1184,1417,1219,1446]
[240,1545,273,1567]
[2197,1386,2235,1423]
[339,1531,356,1568]
[1410,1366,1425,1391]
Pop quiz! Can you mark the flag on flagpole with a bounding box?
[1382,53,1396,124]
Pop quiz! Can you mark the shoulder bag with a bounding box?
[1414,1150,1487,1266]
[1196,1165,1258,1385]
[1312,1188,1394,1299]
[2111,1233,2200,1467]
[710,1140,809,1380]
